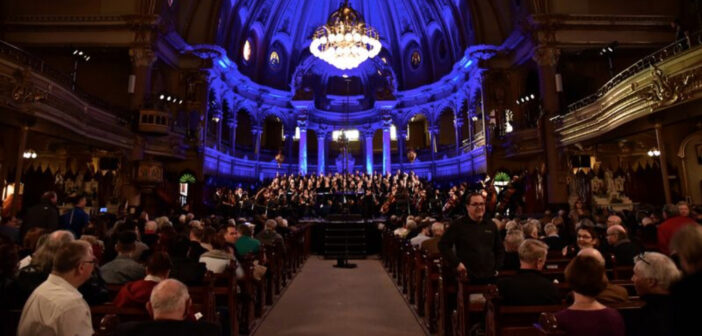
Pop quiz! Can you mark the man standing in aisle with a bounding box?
[439,192,504,284]
[17,240,96,336]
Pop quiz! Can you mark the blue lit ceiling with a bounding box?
[216,0,476,91]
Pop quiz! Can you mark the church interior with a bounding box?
[2,1,702,336]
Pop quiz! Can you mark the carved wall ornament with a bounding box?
[635,65,695,106]
[532,47,560,67]
[11,68,47,103]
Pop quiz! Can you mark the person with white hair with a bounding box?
[114,279,220,336]
[497,239,560,305]
[629,252,680,336]
[421,222,446,255]
[18,240,96,336]
[502,229,525,271]
[542,223,564,251]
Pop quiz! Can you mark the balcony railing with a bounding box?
[0,40,131,123]
[566,31,702,113]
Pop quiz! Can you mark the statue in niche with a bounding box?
[407,148,417,163]
[604,169,616,195]
[590,176,604,196]
[275,149,285,168]
[614,175,625,193]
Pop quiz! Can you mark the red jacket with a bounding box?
[113,279,158,308]
[657,216,695,255]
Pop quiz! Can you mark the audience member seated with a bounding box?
[542,223,564,251]
[115,279,221,336]
[256,219,285,249]
[606,225,639,266]
[563,225,600,257]
[187,226,209,261]
[101,231,146,285]
[554,254,626,336]
[17,240,96,336]
[114,251,172,308]
[0,234,22,310]
[578,247,628,304]
[168,235,207,286]
[234,223,261,256]
[657,204,695,255]
[410,221,431,247]
[502,229,525,271]
[420,222,445,255]
[200,231,243,278]
[0,216,20,244]
[16,230,75,303]
[496,239,560,305]
[629,252,680,336]
[522,220,540,240]
[18,227,46,263]
[669,225,702,336]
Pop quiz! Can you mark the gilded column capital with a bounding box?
[532,46,560,67]
[129,47,157,68]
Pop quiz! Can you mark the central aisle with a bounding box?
[253,257,427,336]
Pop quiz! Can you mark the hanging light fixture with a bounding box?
[309,0,381,70]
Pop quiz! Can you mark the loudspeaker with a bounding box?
[99,157,119,170]
[555,73,563,92]
[128,74,136,93]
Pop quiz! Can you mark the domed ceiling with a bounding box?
[214,0,483,92]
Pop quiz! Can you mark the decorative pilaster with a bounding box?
[533,46,567,204]
[654,123,672,204]
[361,128,375,175]
[454,118,464,154]
[227,119,237,157]
[317,127,328,175]
[382,116,392,175]
[297,115,308,175]
[128,46,156,109]
[397,128,407,170]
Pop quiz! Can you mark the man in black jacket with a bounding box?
[21,191,59,239]
[496,239,561,305]
[439,192,504,284]
[115,279,220,336]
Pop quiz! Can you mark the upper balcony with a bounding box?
[557,32,702,146]
[0,40,186,159]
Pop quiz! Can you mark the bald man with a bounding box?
[578,248,629,304]
[606,225,639,266]
[606,215,622,228]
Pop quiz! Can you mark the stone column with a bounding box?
[454,118,463,154]
[428,125,438,176]
[215,117,223,151]
[383,118,392,175]
[227,119,237,157]
[655,123,672,204]
[298,117,308,175]
[467,111,475,150]
[362,129,374,175]
[317,128,328,175]
[10,125,29,217]
[398,128,407,170]
[128,47,156,110]
[252,126,263,162]
[284,126,295,174]
[534,46,568,204]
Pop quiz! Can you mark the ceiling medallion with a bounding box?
[309,0,381,70]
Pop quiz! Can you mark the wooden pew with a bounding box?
[485,296,565,336]
[210,267,239,336]
[453,278,496,336]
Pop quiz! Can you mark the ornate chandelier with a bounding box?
[309,0,381,70]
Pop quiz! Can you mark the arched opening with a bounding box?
[406,114,429,157]
[235,109,254,157]
[438,107,456,151]
[262,116,284,161]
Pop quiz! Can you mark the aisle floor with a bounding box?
[253,257,427,336]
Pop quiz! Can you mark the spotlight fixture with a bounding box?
[23,149,37,159]
[599,41,619,56]
[72,49,91,62]
[516,93,537,105]
[158,93,183,105]
[647,148,661,157]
